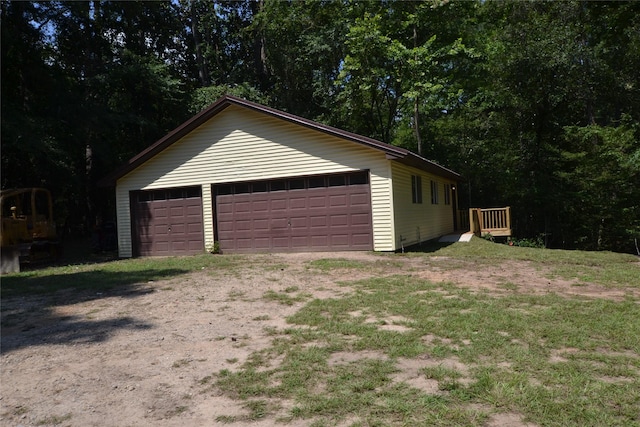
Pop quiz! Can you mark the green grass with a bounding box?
[263,289,312,306]
[306,258,372,271]
[210,244,640,426]
[36,413,72,425]
[1,253,248,298]
[215,283,640,424]
[307,256,402,272]
[421,238,639,288]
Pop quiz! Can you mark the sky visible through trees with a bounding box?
[2,0,639,253]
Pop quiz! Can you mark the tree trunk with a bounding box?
[251,0,269,91]
[190,1,209,87]
[85,143,94,229]
[413,26,422,155]
[414,96,422,155]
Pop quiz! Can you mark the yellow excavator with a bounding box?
[1,188,59,273]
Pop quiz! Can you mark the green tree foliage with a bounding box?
[1,1,78,218]
[335,9,404,143]
[189,83,269,115]
[183,0,259,88]
[427,1,639,251]
[334,1,473,147]
[2,1,189,229]
[492,2,638,251]
[2,0,638,252]
[255,0,347,119]
[560,120,640,251]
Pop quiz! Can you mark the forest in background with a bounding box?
[2,0,639,253]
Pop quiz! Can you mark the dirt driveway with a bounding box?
[0,252,635,426]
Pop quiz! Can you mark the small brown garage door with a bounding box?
[215,172,373,253]
[131,187,204,256]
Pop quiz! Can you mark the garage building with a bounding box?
[100,95,461,256]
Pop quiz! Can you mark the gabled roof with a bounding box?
[98,95,461,186]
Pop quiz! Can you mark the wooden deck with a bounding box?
[469,207,512,237]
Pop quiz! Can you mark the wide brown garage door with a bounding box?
[215,172,373,253]
[131,187,204,256]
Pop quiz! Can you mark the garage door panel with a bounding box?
[217,220,234,232]
[186,205,202,215]
[171,224,186,235]
[216,174,372,253]
[309,216,327,228]
[252,200,269,212]
[236,238,253,249]
[235,220,251,231]
[153,208,168,219]
[170,206,184,216]
[155,241,169,252]
[272,237,289,248]
[186,219,202,229]
[154,225,169,236]
[253,237,271,249]
[137,227,152,237]
[253,219,269,231]
[289,197,308,209]
[139,243,153,254]
[308,196,327,208]
[330,214,349,226]
[217,202,233,214]
[235,201,252,213]
[349,193,370,206]
[271,218,289,229]
[329,195,347,207]
[270,199,288,211]
[291,236,309,247]
[310,236,328,247]
[188,241,203,251]
[232,212,257,223]
[171,241,186,251]
[188,223,202,233]
[132,189,203,257]
[351,213,372,226]
[290,216,308,228]
[330,234,349,246]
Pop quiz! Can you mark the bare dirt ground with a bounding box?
[1,252,637,427]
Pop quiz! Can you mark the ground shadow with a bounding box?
[1,265,188,297]
[1,312,152,353]
[400,239,455,254]
[1,267,189,353]
[19,236,120,272]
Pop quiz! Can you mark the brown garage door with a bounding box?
[215,172,373,253]
[131,187,204,256]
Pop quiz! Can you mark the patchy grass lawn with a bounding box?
[2,238,639,426]
[422,238,639,289]
[209,241,640,426]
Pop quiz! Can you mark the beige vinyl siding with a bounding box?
[391,162,456,248]
[116,105,394,257]
[370,162,395,251]
[115,187,133,257]
[201,184,214,251]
